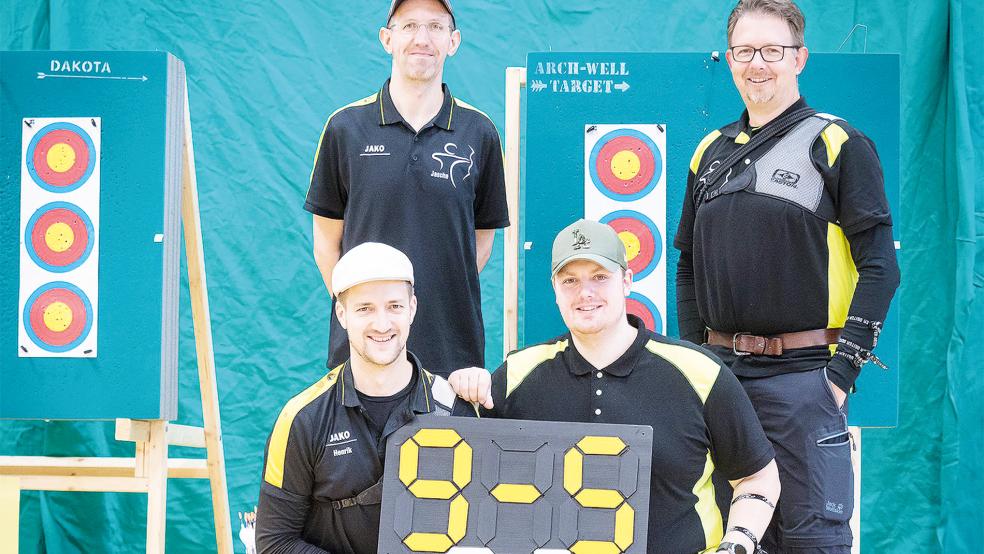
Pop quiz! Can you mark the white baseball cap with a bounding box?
[331,242,415,296]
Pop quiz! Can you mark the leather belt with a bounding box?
[707,328,842,356]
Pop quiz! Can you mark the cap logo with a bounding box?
[572,229,591,250]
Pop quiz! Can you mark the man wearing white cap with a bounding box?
[450,220,780,554]
[256,243,475,554]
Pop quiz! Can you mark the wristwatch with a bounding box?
[716,542,747,554]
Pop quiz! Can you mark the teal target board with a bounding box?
[0,51,186,420]
[523,53,901,427]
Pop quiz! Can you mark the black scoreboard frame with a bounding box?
[378,417,653,554]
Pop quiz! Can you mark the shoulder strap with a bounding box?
[330,478,384,509]
[694,106,816,207]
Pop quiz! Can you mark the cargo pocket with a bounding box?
[809,424,854,522]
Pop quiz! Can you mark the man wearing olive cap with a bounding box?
[257,243,475,554]
[305,0,509,379]
[450,220,780,554]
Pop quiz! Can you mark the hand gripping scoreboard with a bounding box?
[0,51,233,553]
[378,418,653,554]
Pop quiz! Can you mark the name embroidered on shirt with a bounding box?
[332,447,353,457]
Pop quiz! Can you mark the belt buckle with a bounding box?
[733,332,751,356]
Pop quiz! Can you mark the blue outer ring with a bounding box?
[23,281,94,353]
[627,292,663,334]
[589,128,663,201]
[26,122,97,193]
[24,201,95,273]
[600,209,663,280]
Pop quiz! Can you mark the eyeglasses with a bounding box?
[388,21,452,36]
[729,45,799,63]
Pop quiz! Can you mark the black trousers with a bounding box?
[738,368,854,553]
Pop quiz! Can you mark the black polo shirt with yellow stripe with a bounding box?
[304,80,509,378]
[256,353,475,554]
[674,98,898,388]
[481,316,774,553]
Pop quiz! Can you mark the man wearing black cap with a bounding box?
[450,220,780,554]
[304,0,509,379]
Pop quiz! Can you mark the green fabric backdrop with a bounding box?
[2,0,981,551]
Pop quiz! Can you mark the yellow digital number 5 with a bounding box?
[564,436,635,554]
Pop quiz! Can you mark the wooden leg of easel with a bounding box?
[850,426,861,553]
[0,476,20,554]
[502,66,526,359]
[181,87,233,554]
[146,421,168,554]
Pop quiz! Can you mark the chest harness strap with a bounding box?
[694,106,815,207]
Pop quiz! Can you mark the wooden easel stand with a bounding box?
[0,89,232,554]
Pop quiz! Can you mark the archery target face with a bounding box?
[26,121,97,192]
[601,210,662,280]
[585,124,667,334]
[23,282,94,352]
[588,128,663,201]
[19,117,100,357]
[626,292,663,333]
[25,202,94,272]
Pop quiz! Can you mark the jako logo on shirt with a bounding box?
[361,144,389,156]
[329,431,351,443]
[431,142,475,188]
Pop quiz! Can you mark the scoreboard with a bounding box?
[378,418,653,554]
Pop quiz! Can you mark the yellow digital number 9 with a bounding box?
[398,428,473,553]
[564,436,635,554]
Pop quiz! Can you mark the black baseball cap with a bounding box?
[387,0,456,27]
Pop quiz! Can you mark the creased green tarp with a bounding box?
[1,1,981,552]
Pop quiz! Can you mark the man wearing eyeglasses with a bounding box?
[675,0,899,552]
[304,0,509,379]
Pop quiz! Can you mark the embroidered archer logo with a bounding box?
[431,143,475,188]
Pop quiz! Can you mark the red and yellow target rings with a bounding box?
[601,210,662,280]
[589,128,663,200]
[626,293,662,333]
[24,282,93,352]
[25,202,94,272]
[26,122,96,192]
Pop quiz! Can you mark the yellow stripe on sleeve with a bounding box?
[693,452,724,551]
[505,340,569,397]
[308,93,379,184]
[263,365,343,488]
[645,341,720,403]
[827,222,859,330]
[820,123,850,167]
[690,130,722,174]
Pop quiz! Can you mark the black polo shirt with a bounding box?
[256,353,475,554]
[305,80,509,378]
[481,316,775,553]
[674,98,899,389]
